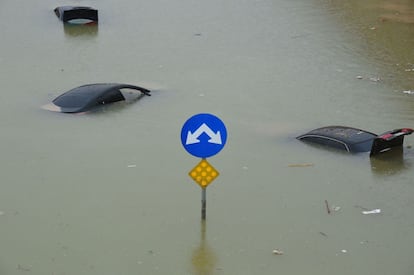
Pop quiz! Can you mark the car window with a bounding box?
[301,136,349,152]
[96,89,125,105]
[53,92,87,108]
[350,140,374,153]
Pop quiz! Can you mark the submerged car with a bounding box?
[54,6,98,24]
[43,83,151,113]
[297,126,413,156]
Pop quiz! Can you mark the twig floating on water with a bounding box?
[288,163,314,167]
[319,231,328,237]
[325,200,331,214]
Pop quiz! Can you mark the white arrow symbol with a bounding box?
[186,123,222,145]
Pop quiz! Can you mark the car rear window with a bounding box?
[300,136,349,152]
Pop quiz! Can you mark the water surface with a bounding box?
[0,0,413,274]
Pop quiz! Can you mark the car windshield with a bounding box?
[53,88,103,108]
[53,94,84,108]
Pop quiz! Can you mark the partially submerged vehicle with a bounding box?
[43,83,151,113]
[297,126,413,156]
[54,6,98,24]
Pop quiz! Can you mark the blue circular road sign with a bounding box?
[181,113,227,158]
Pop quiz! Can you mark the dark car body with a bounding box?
[54,6,98,24]
[297,126,413,156]
[43,83,151,113]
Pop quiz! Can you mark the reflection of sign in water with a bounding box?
[191,221,217,275]
[181,113,227,158]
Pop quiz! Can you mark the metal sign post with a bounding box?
[181,113,227,220]
[201,188,207,220]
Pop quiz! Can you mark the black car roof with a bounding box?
[54,6,98,23]
[53,84,119,112]
[297,126,413,156]
[52,83,151,113]
[297,126,378,145]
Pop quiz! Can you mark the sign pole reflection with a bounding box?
[191,221,217,275]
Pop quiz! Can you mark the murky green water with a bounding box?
[1,0,414,274]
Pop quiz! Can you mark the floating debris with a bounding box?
[341,249,348,253]
[403,90,414,95]
[288,163,314,167]
[332,206,341,212]
[369,77,381,82]
[325,200,331,214]
[362,209,381,215]
[324,200,341,215]
[127,164,137,168]
[356,75,381,82]
[319,231,328,237]
[272,249,284,255]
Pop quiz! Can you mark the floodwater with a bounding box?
[0,0,414,274]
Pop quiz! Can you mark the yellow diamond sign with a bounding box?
[189,159,219,188]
